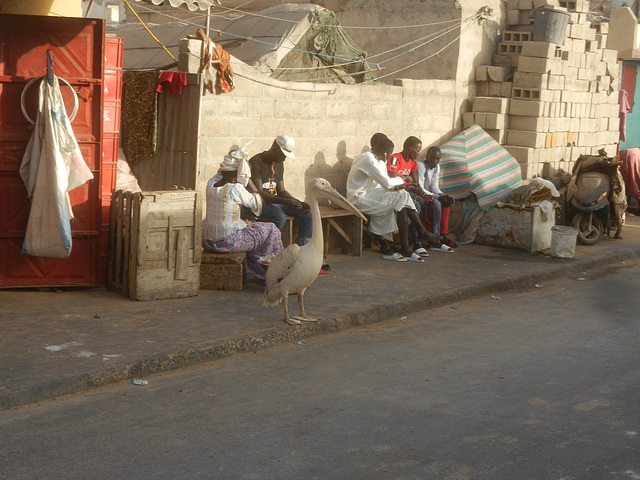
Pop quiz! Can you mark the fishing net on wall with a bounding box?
[271,9,376,84]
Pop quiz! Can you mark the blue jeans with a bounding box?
[410,195,442,248]
[427,198,442,236]
[261,203,313,243]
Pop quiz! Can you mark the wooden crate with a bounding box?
[108,190,201,300]
[200,252,245,291]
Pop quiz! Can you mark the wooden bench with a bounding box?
[281,204,363,256]
[200,251,246,291]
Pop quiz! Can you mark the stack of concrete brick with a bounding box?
[463,0,620,179]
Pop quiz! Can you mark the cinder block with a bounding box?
[547,74,565,90]
[512,87,554,102]
[601,48,618,65]
[486,128,508,144]
[489,81,502,97]
[594,61,607,77]
[504,145,538,163]
[518,161,541,179]
[508,130,547,148]
[585,52,596,68]
[585,40,598,53]
[485,113,509,130]
[561,50,578,67]
[577,68,594,81]
[608,117,619,131]
[567,23,586,39]
[475,65,489,82]
[487,66,511,82]
[499,42,523,56]
[509,99,546,117]
[549,117,570,132]
[596,34,607,49]
[513,72,547,89]
[476,81,489,96]
[503,31,532,42]
[563,64,579,78]
[506,0,519,9]
[518,56,561,74]
[462,112,476,129]
[521,41,562,58]
[506,9,520,25]
[473,96,510,114]
[509,115,547,131]
[564,77,589,91]
[583,27,596,41]
[501,81,513,98]
[569,38,586,53]
[598,117,609,131]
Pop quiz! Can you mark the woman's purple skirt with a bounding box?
[203,222,283,280]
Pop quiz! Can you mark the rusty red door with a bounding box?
[0,14,107,287]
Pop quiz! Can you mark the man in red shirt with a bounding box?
[387,136,432,257]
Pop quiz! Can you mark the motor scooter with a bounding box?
[564,153,621,245]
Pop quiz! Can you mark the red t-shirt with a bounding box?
[387,152,417,183]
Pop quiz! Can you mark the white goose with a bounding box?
[263,178,366,325]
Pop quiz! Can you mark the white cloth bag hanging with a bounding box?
[19,76,94,258]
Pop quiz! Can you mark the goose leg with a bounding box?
[283,295,302,325]
[291,290,318,323]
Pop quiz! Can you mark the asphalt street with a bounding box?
[2,258,639,480]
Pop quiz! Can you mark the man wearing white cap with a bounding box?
[248,135,313,246]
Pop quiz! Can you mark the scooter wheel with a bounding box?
[571,212,603,245]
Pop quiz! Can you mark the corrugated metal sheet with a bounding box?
[133,0,219,12]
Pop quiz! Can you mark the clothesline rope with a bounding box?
[121,0,479,70]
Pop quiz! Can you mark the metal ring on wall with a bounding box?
[20,76,79,125]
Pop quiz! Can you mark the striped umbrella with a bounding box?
[439,124,522,210]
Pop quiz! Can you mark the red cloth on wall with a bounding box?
[619,148,640,203]
[156,71,187,96]
[619,89,632,142]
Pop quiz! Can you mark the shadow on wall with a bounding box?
[303,140,354,197]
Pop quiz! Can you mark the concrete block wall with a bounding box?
[191,51,456,200]
[464,1,620,179]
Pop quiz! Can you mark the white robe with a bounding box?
[346,151,415,238]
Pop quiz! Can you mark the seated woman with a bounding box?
[202,148,284,280]
[346,133,440,263]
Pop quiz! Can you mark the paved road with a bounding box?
[2,260,640,480]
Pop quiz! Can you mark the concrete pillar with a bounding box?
[606,7,638,59]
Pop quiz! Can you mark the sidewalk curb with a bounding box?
[3,249,638,411]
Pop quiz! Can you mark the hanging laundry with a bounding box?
[156,71,188,96]
[196,28,235,94]
[619,89,631,143]
[19,76,94,258]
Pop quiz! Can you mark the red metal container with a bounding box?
[0,14,118,288]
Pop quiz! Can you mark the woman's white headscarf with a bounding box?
[219,142,251,186]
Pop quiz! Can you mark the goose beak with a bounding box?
[321,185,367,222]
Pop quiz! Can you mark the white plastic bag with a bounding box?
[19,77,93,258]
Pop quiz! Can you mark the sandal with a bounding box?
[441,236,458,248]
[414,247,429,258]
[382,252,408,262]
[406,252,425,263]
[429,244,454,253]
